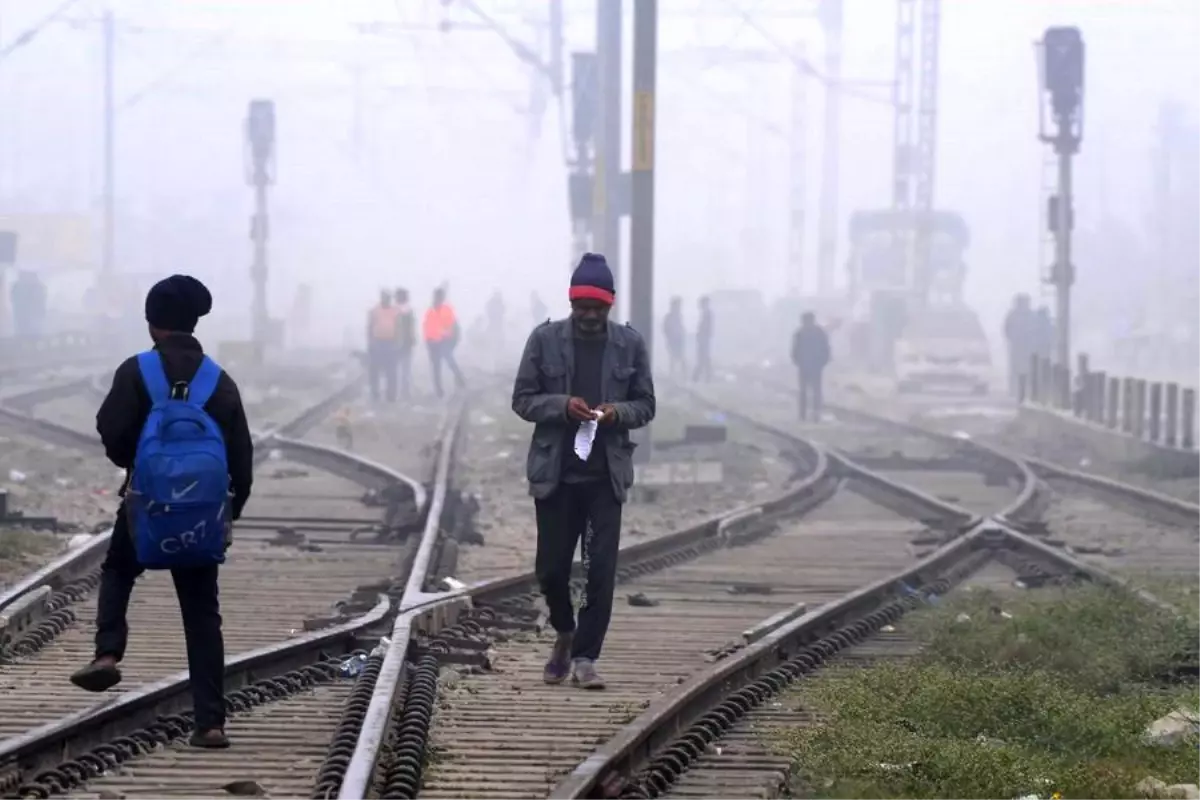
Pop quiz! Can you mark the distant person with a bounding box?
[512,252,655,690]
[71,274,254,750]
[367,290,400,403]
[423,286,465,398]
[392,288,416,400]
[693,295,713,382]
[1004,293,1035,397]
[663,296,687,378]
[791,311,831,422]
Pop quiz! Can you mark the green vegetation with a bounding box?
[775,583,1199,799]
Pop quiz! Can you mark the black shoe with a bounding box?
[189,728,231,749]
[69,660,122,692]
[543,632,573,685]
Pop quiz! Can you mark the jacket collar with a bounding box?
[154,333,202,354]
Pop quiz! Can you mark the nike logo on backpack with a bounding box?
[171,481,199,500]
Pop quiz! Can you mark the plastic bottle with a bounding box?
[339,653,368,678]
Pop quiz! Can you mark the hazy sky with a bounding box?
[0,0,1195,343]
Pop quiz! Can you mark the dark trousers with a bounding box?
[428,341,465,398]
[95,509,225,730]
[799,370,824,421]
[534,479,622,662]
[693,341,712,382]
[368,341,398,403]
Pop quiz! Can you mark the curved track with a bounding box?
[0,366,468,799]
[8,363,1189,800]
[541,385,1192,800]
[325,377,1057,799]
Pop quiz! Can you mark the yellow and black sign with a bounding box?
[633,91,655,172]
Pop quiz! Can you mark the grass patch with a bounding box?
[776,583,1199,799]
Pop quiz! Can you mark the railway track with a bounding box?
[322,379,1043,799]
[0,367,476,798]
[538,389,1193,800]
[6,363,1189,799]
[319,375,1193,800]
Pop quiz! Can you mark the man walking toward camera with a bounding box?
[511,252,656,690]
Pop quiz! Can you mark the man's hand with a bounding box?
[595,403,617,425]
[567,396,594,422]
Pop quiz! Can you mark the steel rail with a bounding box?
[546,440,1167,799]
[525,383,1051,796]
[0,596,393,795]
[0,378,362,624]
[333,377,1050,799]
[0,382,466,798]
[335,423,843,798]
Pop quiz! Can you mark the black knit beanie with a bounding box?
[144,274,213,333]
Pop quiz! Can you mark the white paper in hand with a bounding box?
[573,410,603,461]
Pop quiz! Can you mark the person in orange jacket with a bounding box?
[367,290,400,402]
[423,286,465,398]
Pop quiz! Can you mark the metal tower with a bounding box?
[891,0,941,298]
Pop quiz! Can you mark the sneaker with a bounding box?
[189,728,230,749]
[542,632,573,684]
[571,658,606,690]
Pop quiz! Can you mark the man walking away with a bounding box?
[693,295,713,382]
[70,274,254,750]
[663,296,686,378]
[423,286,466,398]
[393,288,416,400]
[367,290,400,403]
[791,311,831,422]
[1004,293,1035,397]
[512,252,655,690]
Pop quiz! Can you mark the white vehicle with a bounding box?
[895,305,992,395]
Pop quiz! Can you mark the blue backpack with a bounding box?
[126,351,231,569]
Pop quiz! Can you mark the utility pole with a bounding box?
[629,0,656,459]
[815,0,842,296]
[593,0,621,303]
[568,51,597,261]
[1036,27,1085,393]
[787,42,808,294]
[244,99,276,362]
[102,8,115,277]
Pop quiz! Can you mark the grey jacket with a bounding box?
[512,318,656,503]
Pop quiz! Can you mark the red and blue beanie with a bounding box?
[569,252,615,306]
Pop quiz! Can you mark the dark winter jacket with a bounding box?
[97,334,255,525]
[512,318,656,502]
[791,325,831,375]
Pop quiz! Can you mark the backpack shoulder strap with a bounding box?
[187,356,222,408]
[136,351,170,404]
